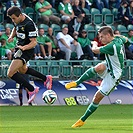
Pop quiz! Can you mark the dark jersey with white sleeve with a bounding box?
[13,14,38,64]
[15,13,38,47]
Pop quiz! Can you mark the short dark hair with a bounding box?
[98,26,114,36]
[7,6,22,17]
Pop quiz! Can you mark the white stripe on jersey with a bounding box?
[106,44,123,79]
[23,13,38,36]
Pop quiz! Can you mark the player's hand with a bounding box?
[91,41,98,46]
[17,45,25,51]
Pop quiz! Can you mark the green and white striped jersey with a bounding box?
[100,36,127,79]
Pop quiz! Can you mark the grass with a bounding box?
[0,105,132,133]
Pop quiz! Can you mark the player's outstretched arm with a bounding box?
[91,41,100,54]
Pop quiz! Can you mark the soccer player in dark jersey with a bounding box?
[7,6,52,103]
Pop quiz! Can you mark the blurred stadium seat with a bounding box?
[91,8,103,26]
[0,13,4,24]
[50,24,61,36]
[102,8,114,25]
[117,24,128,36]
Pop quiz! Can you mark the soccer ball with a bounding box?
[42,90,57,104]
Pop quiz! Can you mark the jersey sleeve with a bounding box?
[100,42,114,55]
[118,36,127,44]
[25,21,38,38]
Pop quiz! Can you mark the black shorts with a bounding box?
[13,48,34,64]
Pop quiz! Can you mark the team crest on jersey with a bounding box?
[21,26,24,31]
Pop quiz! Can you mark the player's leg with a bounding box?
[72,90,104,128]
[72,71,119,128]
[25,67,52,90]
[80,91,104,121]
[79,72,119,123]
[8,60,39,103]
[18,84,23,106]
[65,63,106,89]
[24,87,32,106]
[7,60,35,92]
[22,74,32,105]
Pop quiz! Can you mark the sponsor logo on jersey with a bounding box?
[17,32,25,39]
[29,31,37,37]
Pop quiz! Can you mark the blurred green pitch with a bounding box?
[0,105,132,133]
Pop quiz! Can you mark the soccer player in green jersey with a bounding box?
[65,26,128,128]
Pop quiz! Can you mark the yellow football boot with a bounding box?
[71,119,85,128]
[65,81,77,90]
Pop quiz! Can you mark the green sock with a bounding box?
[76,67,96,85]
[81,102,99,122]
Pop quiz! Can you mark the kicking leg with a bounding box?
[65,67,96,89]
[25,67,52,90]
[72,90,104,128]
[65,63,106,89]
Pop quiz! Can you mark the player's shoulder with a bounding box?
[114,35,127,40]
[24,18,37,32]
[114,35,128,43]
[23,14,35,26]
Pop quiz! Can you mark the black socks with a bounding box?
[25,67,47,81]
[11,72,34,92]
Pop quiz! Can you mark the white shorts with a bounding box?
[98,63,120,96]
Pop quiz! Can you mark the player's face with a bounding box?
[99,33,110,44]
[9,14,21,24]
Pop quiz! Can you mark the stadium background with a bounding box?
[0,59,133,106]
[0,2,132,132]
[0,0,133,106]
